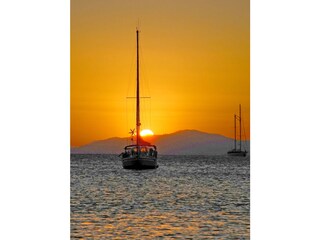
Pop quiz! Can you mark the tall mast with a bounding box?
[234,114,237,150]
[239,104,241,151]
[136,29,141,146]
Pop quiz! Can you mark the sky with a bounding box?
[71,0,250,147]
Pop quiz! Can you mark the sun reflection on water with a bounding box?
[71,154,250,239]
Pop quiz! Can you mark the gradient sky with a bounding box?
[71,0,250,147]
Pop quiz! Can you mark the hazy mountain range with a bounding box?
[71,130,250,155]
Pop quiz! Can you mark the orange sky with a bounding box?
[71,0,250,147]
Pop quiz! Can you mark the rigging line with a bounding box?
[126,99,135,145]
[149,97,152,131]
[140,97,151,130]
[242,117,248,151]
[143,80,152,130]
[126,38,136,97]
[144,99,147,128]
[126,99,133,145]
[139,40,152,130]
[141,41,152,131]
[144,98,147,128]
[135,31,153,132]
[126,98,128,145]
[148,97,152,129]
[141,98,145,129]
[139,43,147,103]
[146,99,150,129]
[140,44,146,97]
[139,39,151,98]
[147,100,150,129]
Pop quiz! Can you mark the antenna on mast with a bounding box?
[137,18,140,31]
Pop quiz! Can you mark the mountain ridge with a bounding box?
[71,129,250,155]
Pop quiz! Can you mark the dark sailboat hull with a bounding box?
[122,156,158,169]
[227,151,247,157]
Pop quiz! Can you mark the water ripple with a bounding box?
[71,154,250,239]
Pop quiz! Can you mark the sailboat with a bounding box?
[227,104,247,157]
[119,29,158,169]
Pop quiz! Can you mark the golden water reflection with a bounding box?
[71,155,250,239]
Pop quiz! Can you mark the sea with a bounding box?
[71,154,250,239]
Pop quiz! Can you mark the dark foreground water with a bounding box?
[71,154,250,239]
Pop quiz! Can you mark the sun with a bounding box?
[140,129,154,137]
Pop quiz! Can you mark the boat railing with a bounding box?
[122,145,157,158]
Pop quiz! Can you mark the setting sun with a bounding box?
[140,129,154,137]
[71,0,250,147]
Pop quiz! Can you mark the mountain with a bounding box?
[71,130,250,155]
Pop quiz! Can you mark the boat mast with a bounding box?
[136,29,141,146]
[239,104,241,151]
[234,114,237,150]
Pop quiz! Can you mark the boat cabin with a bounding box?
[122,145,157,158]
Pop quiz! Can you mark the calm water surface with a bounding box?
[71,154,250,239]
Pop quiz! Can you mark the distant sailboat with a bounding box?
[227,104,247,157]
[119,29,158,169]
